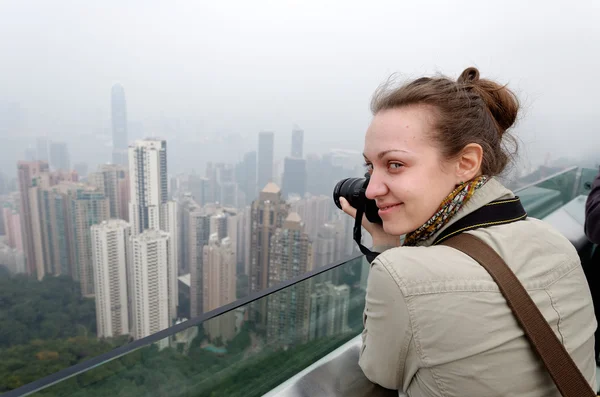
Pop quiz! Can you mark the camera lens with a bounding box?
[332,176,383,225]
[333,177,366,210]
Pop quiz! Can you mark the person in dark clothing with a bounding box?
[584,167,600,365]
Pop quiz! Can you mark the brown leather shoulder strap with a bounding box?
[441,233,595,397]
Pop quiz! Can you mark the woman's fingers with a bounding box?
[339,197,357,219]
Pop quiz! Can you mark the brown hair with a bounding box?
[371,67,519,176]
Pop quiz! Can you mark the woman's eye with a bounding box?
[363,162,373,172]
[389,162,403,170]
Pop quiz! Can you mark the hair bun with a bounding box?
[457,67,480,84]
[458,66,519,135]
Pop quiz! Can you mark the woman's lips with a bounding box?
[378,203,402,216]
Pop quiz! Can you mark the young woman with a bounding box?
[340,67,596,396]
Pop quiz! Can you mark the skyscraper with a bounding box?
[38,183,76,278]
[111,84,128,165]
[187,204,213,318]
[2,207,22,252]
[249,182,289,294]
[70,186,111,296]
[281,157,307,198]
[188,173,211,207]
[129,140,168,234]
[128,139,178,321]
[202,234,237,342]
[49,141,70,171]
[89,164,129,220]
[91,220,131,338]
[289,194,332,242]
[257,132,274,192]
[291,128,304,158]
[266,212,313,346]
[17,161,49,279]
[235,151,257,205]
[130,230,171,340]
[35,182,110,292]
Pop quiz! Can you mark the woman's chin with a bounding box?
[382,223,407,237]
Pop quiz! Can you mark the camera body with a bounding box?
[333,174,383,225]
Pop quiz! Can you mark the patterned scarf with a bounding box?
[403,175,489,246]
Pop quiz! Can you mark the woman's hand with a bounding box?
[339,197,400,248]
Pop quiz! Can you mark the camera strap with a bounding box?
[353,189,382,263]
[356,196,527,263]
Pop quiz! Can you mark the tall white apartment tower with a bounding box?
[130,230,171,340]
[128,139,179,322]
[91,220,131,338]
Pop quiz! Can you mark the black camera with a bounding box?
[333,174,383,225]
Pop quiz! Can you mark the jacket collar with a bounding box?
[416,178,515,247]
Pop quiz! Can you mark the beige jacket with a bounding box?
[359,178,597,397]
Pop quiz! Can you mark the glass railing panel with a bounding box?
[576,167,598,197]
[516,167,579,219]
[18,256,367,397]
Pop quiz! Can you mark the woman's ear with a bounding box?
[455,143,483,183]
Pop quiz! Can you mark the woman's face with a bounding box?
[363,106,461,236]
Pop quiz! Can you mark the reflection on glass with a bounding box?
[28,256,367,397]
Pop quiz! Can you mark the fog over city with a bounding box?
[1,0,599,177]
[2,1,600,395]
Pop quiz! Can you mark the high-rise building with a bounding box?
[249,183,289,294]
[266,212,313,346]
[202,234,237,342]
[178,195,194,275]
[237,206,252,276]
[111,84,128,165]
[130,230,171,340]
[0,245,25,275]
[89,164,129,220]
[187,204,213,318]
[17,161,49,279]
[281,157,307,198]
[160,200,179,320]
[220,182,239,208]
[129,139,168,234]
[289,194,333,242]
[128,139,178,320]
[91,220,131,338]
[34,182,110,292]
[49,141,70,171]
[257,132,274,192]
[184,204,239,318]
[37,183,76,278]
[2,206,22,252]
[18,162,77,280]
[308,282,350,340]
[291,128,304,158]
[235,151,257,205]
[71,186,111,296]
[188,174,211,207]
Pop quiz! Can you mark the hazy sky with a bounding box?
[1,0,599,175]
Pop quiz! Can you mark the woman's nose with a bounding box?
[365,172,388,200]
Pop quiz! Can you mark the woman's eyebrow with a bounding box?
[363,149,411,160]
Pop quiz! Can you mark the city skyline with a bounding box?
[3,1,599,394]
